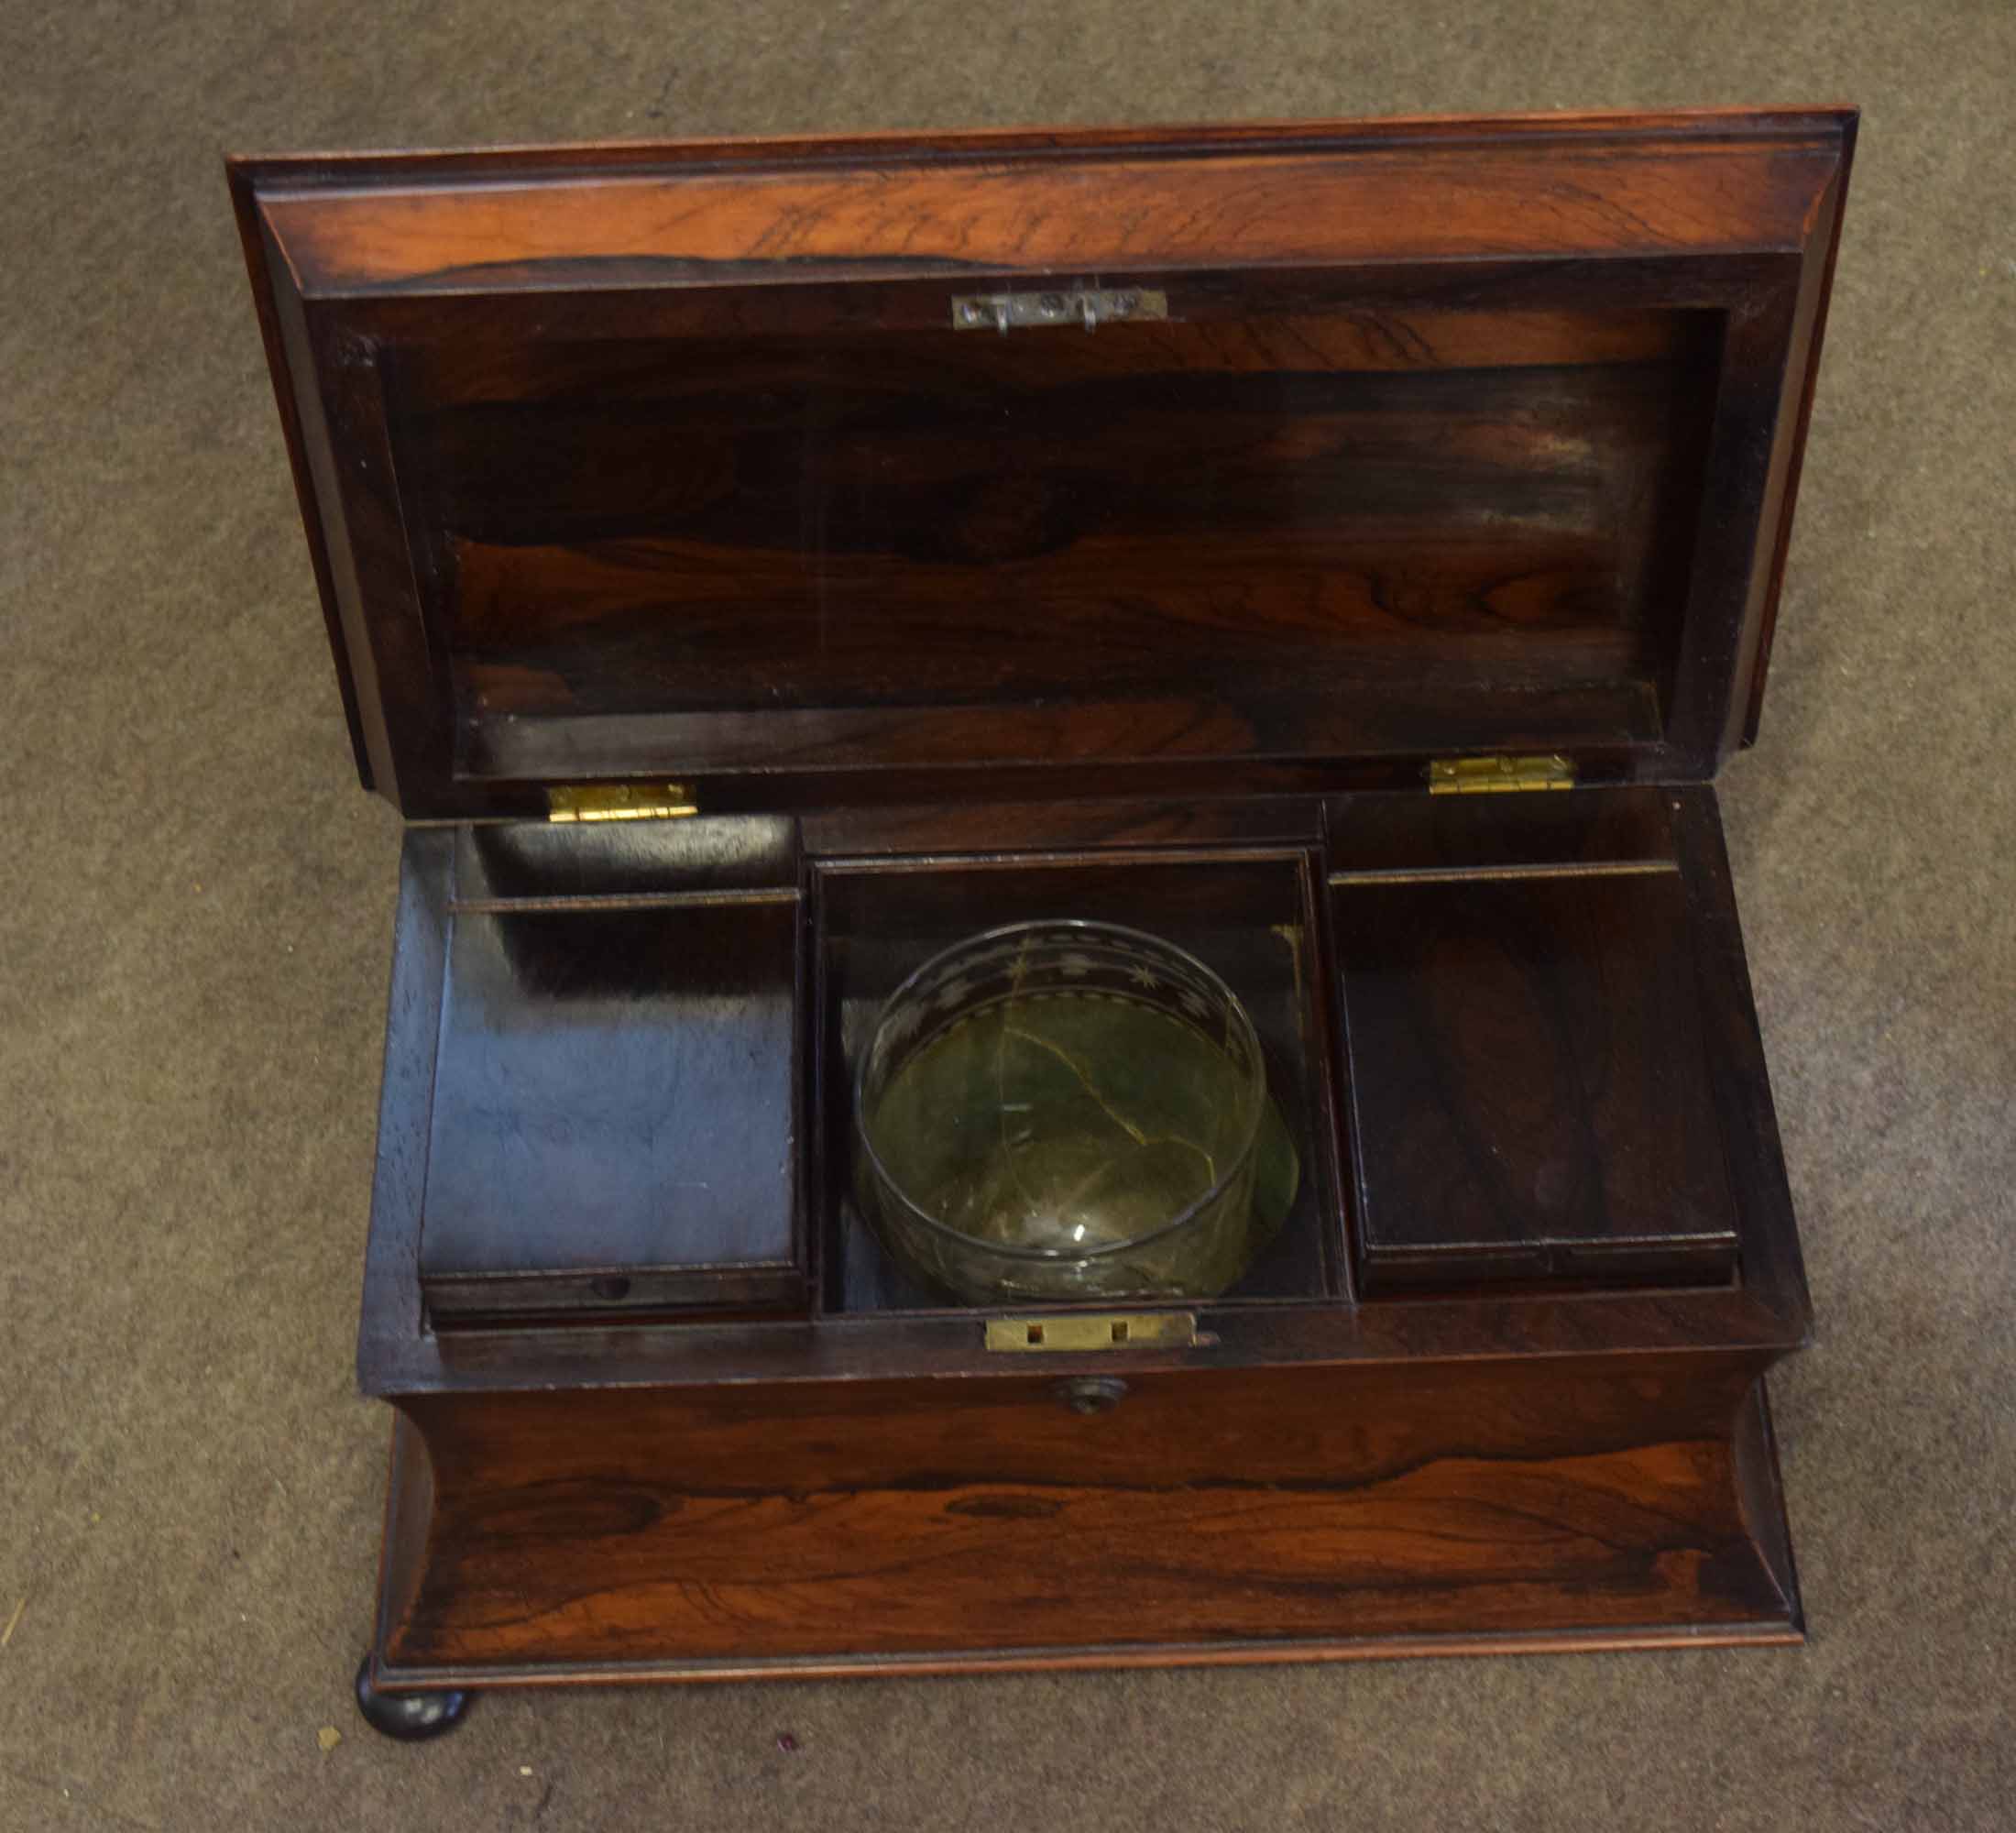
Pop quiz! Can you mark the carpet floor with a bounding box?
[3,3,2011,1827]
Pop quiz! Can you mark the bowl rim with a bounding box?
[851,917,1269,1265]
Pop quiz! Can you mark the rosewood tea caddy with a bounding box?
[229,106,1856,1737]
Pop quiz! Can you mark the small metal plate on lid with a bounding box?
[951,286,1168,332]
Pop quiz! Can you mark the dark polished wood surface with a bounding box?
[376,1356,1795,1675]
[1332,862,1738,1290]
[230,110,1855,818]
[397,315,1714,762]
[223,112,1845,1688]
[247,113,1847,291]
[359,783,1806,1383]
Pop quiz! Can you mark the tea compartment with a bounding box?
[1326,786,1743,1294]
[814,850,1344,1314]
[415,818,807,1322]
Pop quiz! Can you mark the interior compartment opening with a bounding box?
[416,818,806,1321]
[1326,787,1741,1294]
[815,850,1343,1312]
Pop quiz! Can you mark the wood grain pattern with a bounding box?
[230,115,1840,1686]
[800,794,1323,858]
[1744,113,1857,744]
[229,111,1855,818]
[1332,869,1738,1289]
[404,307,1697,403]
[399,298,1713,788]
[1325,781,1679,872]
[407,334,1711,719]
[257,133,1845,294]
[1669,789,1812,1313]
[378,1357,1793,1672]
[334,747,1815,1694]
[458,686,1666,787]
[355,785,1808,1399]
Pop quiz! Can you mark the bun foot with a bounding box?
[354,1653,473,1741]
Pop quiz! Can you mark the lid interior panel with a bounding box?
[233,112,1854,815]
[379,297,1725,785]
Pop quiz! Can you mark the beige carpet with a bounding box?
[4,2,2012,1827]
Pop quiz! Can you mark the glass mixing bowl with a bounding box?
[854,920,1276,1303]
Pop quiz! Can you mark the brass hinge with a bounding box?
[1427,753,1576,796]
[546,782,697,824]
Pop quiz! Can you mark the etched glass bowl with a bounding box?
[854,920,1273,1303]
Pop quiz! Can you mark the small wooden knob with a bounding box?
[1056,1377,1129,1416]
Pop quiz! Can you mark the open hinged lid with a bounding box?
[232,109,1854,820]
